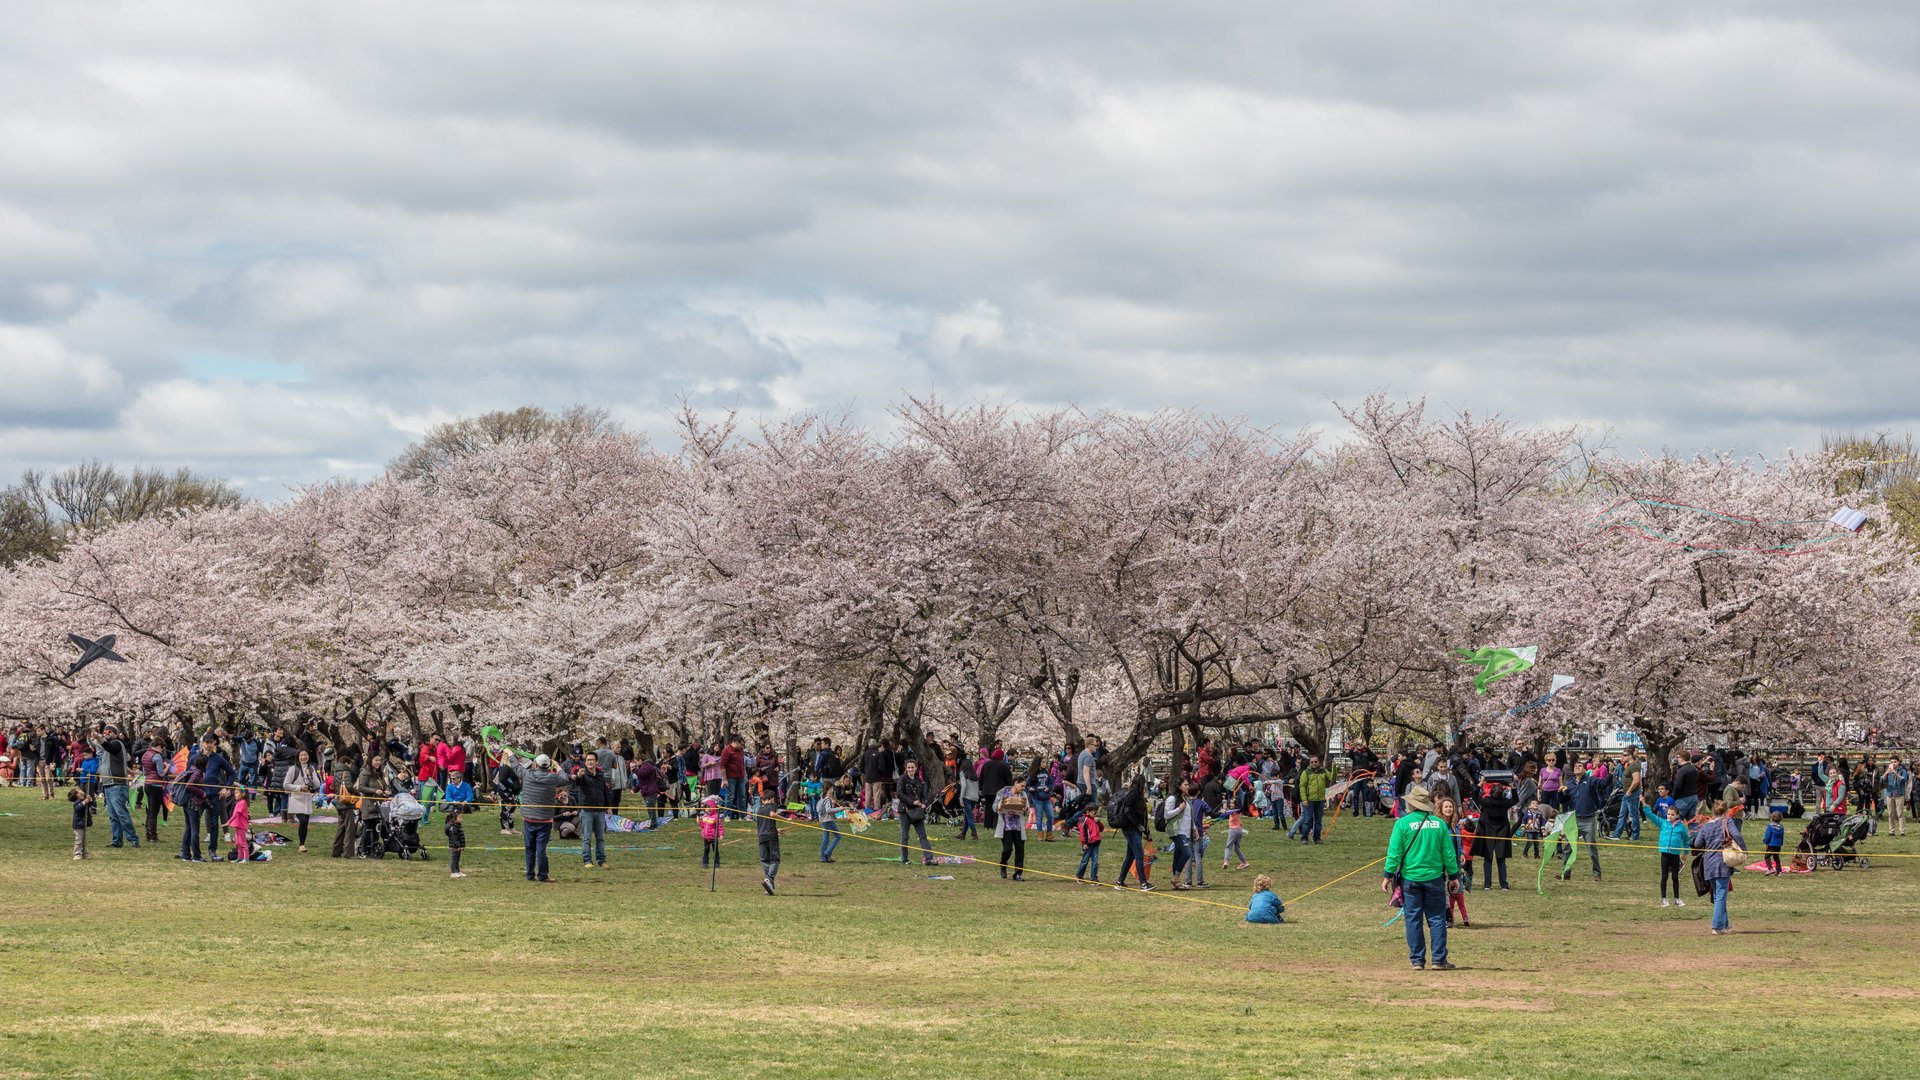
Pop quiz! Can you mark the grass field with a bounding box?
[2,786,1917,1079]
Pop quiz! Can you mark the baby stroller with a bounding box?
[389,790,428,860]
[1596,787,1625,836]
[1798,811,1872,870]
[933,782,962,826]
[357,806,394,859]
[1056,792,1092,830]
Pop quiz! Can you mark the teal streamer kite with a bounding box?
[1584,498,1852,556]
[1535,812,1577,895]
[1461,674,1574,730]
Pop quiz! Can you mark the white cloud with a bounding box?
[0,1,1916,490]
[0,326,126,422]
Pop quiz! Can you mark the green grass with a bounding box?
[2,786,1917,1079]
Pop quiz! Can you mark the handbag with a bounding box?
[1721,828,1747,869]
[1690,852,1710,896]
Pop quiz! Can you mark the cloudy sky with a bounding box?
[2,2,1917,494]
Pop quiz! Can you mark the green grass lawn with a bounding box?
[2,786,1917,1079]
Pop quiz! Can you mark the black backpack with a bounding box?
[1106,791,1131,829]
[1153,797,1170,833]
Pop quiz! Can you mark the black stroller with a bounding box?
[932,782,963,826]
[1056,792,1092,830]
[357,799,428,861]
[1798,811,1872,870]
[356,810,393,859]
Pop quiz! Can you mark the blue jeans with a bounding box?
[1613,793,1642,839]
[524,821,552,880]
[1711,876,1730,931]
[726,778,748,819]
[1077,841,1100,881]
[1119,828,1146,885]
[820,819,841,860]
[1303,800,1325,842]
[579,810,606,864]
[179,805,204,860]
[1034,798,1054,833]
[958,798,978,838]
[1169,834,1191,876]
[1402,878,1449,966]
[104,785,136,845]
[1675,795,1699,821]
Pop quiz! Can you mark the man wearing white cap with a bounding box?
[514,753,563,882]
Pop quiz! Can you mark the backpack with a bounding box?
[1106,792,1130,829]
[1153,798,1169,834]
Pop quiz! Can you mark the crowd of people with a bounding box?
[4,720,1910,949]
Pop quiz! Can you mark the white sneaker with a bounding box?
[450,871,466,878]
[1661,898,1670,907]
[1675,898,1686,907]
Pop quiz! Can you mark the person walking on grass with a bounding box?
[994,778,1030,882]
[285,751,322,853]
[1691,802,1747,935]
[758,799,783,894]
[1113,772,1153,891]
[1221,805,1249,871]
[1076,806,1103,883]
[226,786,252,864]
[896,759,934,866]
[818,774,844,863]
[1162,778,1196,890]
[1297,755,1336,844]
[1384,786,1459,971]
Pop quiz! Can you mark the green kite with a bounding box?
[1454,645,1537,695]
[480,725,533,763]
[1535,811,1578,895]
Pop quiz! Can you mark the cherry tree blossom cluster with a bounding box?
[2,396,1914,784]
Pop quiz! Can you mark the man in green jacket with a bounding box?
[1384,786,1460,971]
[1297,756,1337,845]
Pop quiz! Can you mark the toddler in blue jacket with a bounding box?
[1763,812,1785,875]
[1246,873,1284,924]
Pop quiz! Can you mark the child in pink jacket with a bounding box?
[699,796,724,869]
[227,787,252,863]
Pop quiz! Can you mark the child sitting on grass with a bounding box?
[1245,873,1284,924]
[70,782,95,860]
